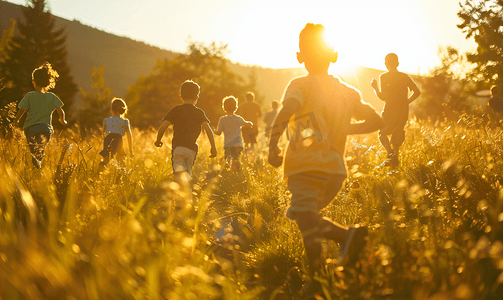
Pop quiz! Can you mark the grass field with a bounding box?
[1,115,503,299]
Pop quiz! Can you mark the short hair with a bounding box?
[222,96,238,113]
[32,62,59,90]
[299,23,333,57]
[180,80,200,100]
[245,91,255,101]
[491,85,499,97]
[271,101,279,110]
[111,97,127,115]
[385,53,399,68]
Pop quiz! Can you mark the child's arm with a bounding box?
[214,119,222,136]
[268,99,300,168]
[14,108,26,126]
[347,104,384,135]
[126,122,134,157]
[370,78,386,101]
[202,122,217,158]
[56,107,67,126]
[407,83,421,104]
[155,120,171,147]
[242,121,253,128]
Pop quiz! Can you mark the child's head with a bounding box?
[180,80,200,102]
[296,23,338,74]
[32,62,59,90]
[111,97,127,116]
[270,101,279,110]
[245,92,255,102]
[385,53,399,70]
[491,85,500,98]
[222,96,238,114]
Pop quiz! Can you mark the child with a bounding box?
[99,98,133,168]
[371,53,421,169]
[214,96,252,171]
[488,85,503,117]
[14,62,67,169]
[263,100,279,139]
[155,80,217,194]
[237,91,262,150]
[268,24,383,289]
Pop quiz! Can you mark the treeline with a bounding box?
[1,0,503,135]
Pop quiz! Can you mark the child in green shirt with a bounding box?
[14,62,67,169]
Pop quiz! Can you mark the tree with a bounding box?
[458,0,503,86]
[77,66,112,131]
[414,46,477,121]
[126,41,262,129]
[0,0,77,116]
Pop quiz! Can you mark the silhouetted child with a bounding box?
[14,62,67,169]
[99,98,133,168]
[214,96,252,172]
[371,53,421,169]
[155,80,217,195]
[237,91,262,150]
[488,85,503,118]
[263,100,279,139]
[268,23,383,290]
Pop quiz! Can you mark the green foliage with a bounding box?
[458,0,503,86]
[126,41,261,129]
[77,66,113,131]
[0,0,77,116]
[415,47,479,121]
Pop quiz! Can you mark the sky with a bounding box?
[6,0,477,75]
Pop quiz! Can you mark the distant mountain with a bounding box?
[0,1,388,113]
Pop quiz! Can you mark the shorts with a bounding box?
[171,146,197,176]
[224,146,243,160]
[242,126,258,144]
[99,133,125,160]
[380,106,408,147]
[286,172,346,220]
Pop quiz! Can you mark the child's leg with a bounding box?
[25,130,50,168]
[378,130,393,154]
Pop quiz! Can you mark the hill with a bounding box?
[0,1,387,112]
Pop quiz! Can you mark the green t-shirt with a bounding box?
[18,91,64,130]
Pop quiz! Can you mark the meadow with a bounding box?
[1,115,503,300]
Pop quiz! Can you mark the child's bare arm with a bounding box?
[348,107,384,135]
[56,107,67,125]
[268,99,300,167]
[155,120,171,147]
[14,108,26,125]
[242,121,253,128]
[370,79,386,101]
[408,84,421,104]
[202,122,217,158]
[126,123,134,156]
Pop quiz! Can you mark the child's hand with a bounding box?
[370,79,378,89]
[209,148,217,158]
[154,141,163,148]
[59,118,68,126]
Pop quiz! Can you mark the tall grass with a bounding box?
[1,116,503,299]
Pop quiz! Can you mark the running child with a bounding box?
[237,91,262,150]
[263,100,279,139]
[268,24,383,292]
[99,98,133,168]
[14,62,67,169]
[155,80,217,193]
[214,96,252,172]
[371,53,421,169]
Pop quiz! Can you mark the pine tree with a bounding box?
[0,0,77,114]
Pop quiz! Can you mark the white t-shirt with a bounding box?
[217,114,247,148]
[103,116,130,136]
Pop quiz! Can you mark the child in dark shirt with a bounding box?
[155,80,217,194]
